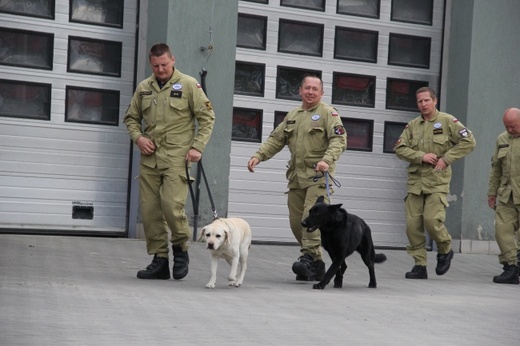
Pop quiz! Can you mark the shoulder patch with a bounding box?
[334,124,345,135]
[453,118,459,123]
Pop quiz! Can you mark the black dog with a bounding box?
[302,196,387,289]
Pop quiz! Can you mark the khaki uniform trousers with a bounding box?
[139,164,191,258]
[405,192,452,266]
[495,196,520,265]
[287,184,329,261]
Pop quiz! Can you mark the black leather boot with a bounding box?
[137,255,170,279]
[435,250,454,275]
[405,265,427,279]
[172,246,189,280]
[493,264,519,284]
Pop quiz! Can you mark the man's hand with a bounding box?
[247,157,260,172]
[136,136,156,155]
[434,157,448,171]
[186,148,202,162]
[315,160,329,172]
[422,153,438,166]
[488,196,497,210]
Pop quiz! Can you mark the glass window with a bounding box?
[383,121,407,153]
[234,61,265,97]
[280,0,325,11]
[391,0,433,25]
[274,111,287,128]
[237,13,267,50]
[67,37,122,77]
[342,118,373,152]
[337,0,380,19]
[241,0,268,3]
[332,73,375,108]
[0,0,55,19]
[334,26,378,63]
[0,79,51,120]
[278,19,324,57]
[232,108,263,142]
[276,66,322,100]
[386,78,428,111]
[65,86,120,126]
[388,33,431,69]
[0,28,54,70]
[69,0,124,28]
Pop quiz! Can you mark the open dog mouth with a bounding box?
[306,225,319,232]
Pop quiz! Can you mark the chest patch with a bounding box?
[433,128,444,135]
[170,90,182,98]
[172,83,183,90]
[287,120,296,125]
[311,114,320,121]
[499,144,509,149]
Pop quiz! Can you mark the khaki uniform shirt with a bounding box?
[252,102,347,189]
[394,110,476,195]
[488,131,520,204]
[124,68,215,169]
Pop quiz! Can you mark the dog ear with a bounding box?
[223,228,232,245]
[330,204,343,211]
[317,196,325,203]
[197,227,207,242]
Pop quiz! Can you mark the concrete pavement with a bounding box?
[0,234,517,345]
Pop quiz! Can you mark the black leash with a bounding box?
[186,160,218,221]
[311,171,341,203]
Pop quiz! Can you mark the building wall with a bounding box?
[444,0,520,253]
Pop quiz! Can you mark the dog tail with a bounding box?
[375,253,387,263]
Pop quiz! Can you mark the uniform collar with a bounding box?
[420,109,439,122]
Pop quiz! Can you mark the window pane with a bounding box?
[0,0,54,19]
[278,19,323,57]
[391,0,433,25]
[342,118,373,151]
[384,121,407,153]
[66,86,120,126]
[274,111,287,128]
[337,0,380,18]
[276,66,322,100]
[386,78,428,111]
[67,37,122,77]
[388,33,431,69]
[241,0,268,3]
[234,61,265,96]
[232,108,262,142]
[281,0,325,11]
[237,13,267,50]
[70,0,124,28]
[334,26,378,63]
[332,73,375,107]
[0,28,54,70]
[0,79,51,120]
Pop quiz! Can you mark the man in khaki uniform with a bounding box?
[394,87,476,279]
[124,43,215,280]
[487,107,520,284]
[247,75,346,281]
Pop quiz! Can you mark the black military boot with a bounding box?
[435,250,454,275]
[172,246,189,280]
[493,264,519,284]
[137,255,170,279]
[292,254,325,281]
[405,265,428,279]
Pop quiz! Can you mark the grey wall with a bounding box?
[445,0,520,243]
[143,0,238,231]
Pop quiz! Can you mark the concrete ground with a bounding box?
[0,234,517,346]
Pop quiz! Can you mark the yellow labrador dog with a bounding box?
[198,218,252,289]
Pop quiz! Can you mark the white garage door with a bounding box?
[0,0,138,234]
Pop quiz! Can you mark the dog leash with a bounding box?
[324,171,341,203]
[186,161,218,220]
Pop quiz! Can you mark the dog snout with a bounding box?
[207,243,215,250]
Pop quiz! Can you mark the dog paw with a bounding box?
[368,283,377,288]
[312,283,325,289]
[205,283,216,289]
[228,281,241,287]
[333,284,342,288]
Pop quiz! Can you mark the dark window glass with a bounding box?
[0,28,53,70]
[232,108,262,142]
[391,0,433,25]
[334,26,378,63]
[388,33,431,69]
[278,19,323,57]
[276,66,322,101]
[69,0,124,28]
[237,13,267,50]
[274,111,287,128]
[337,0,380,19]
[65,86,120,126]
[0,0,55,19]
[384,121,407,153]
[235,61,265,97]
[0,79,51,120]
[281,0,325,11]
[342,118,373,151]
[241,0,268,3]
[332,73,375,108]
[67,37,122,77]
[386,78,428,111]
